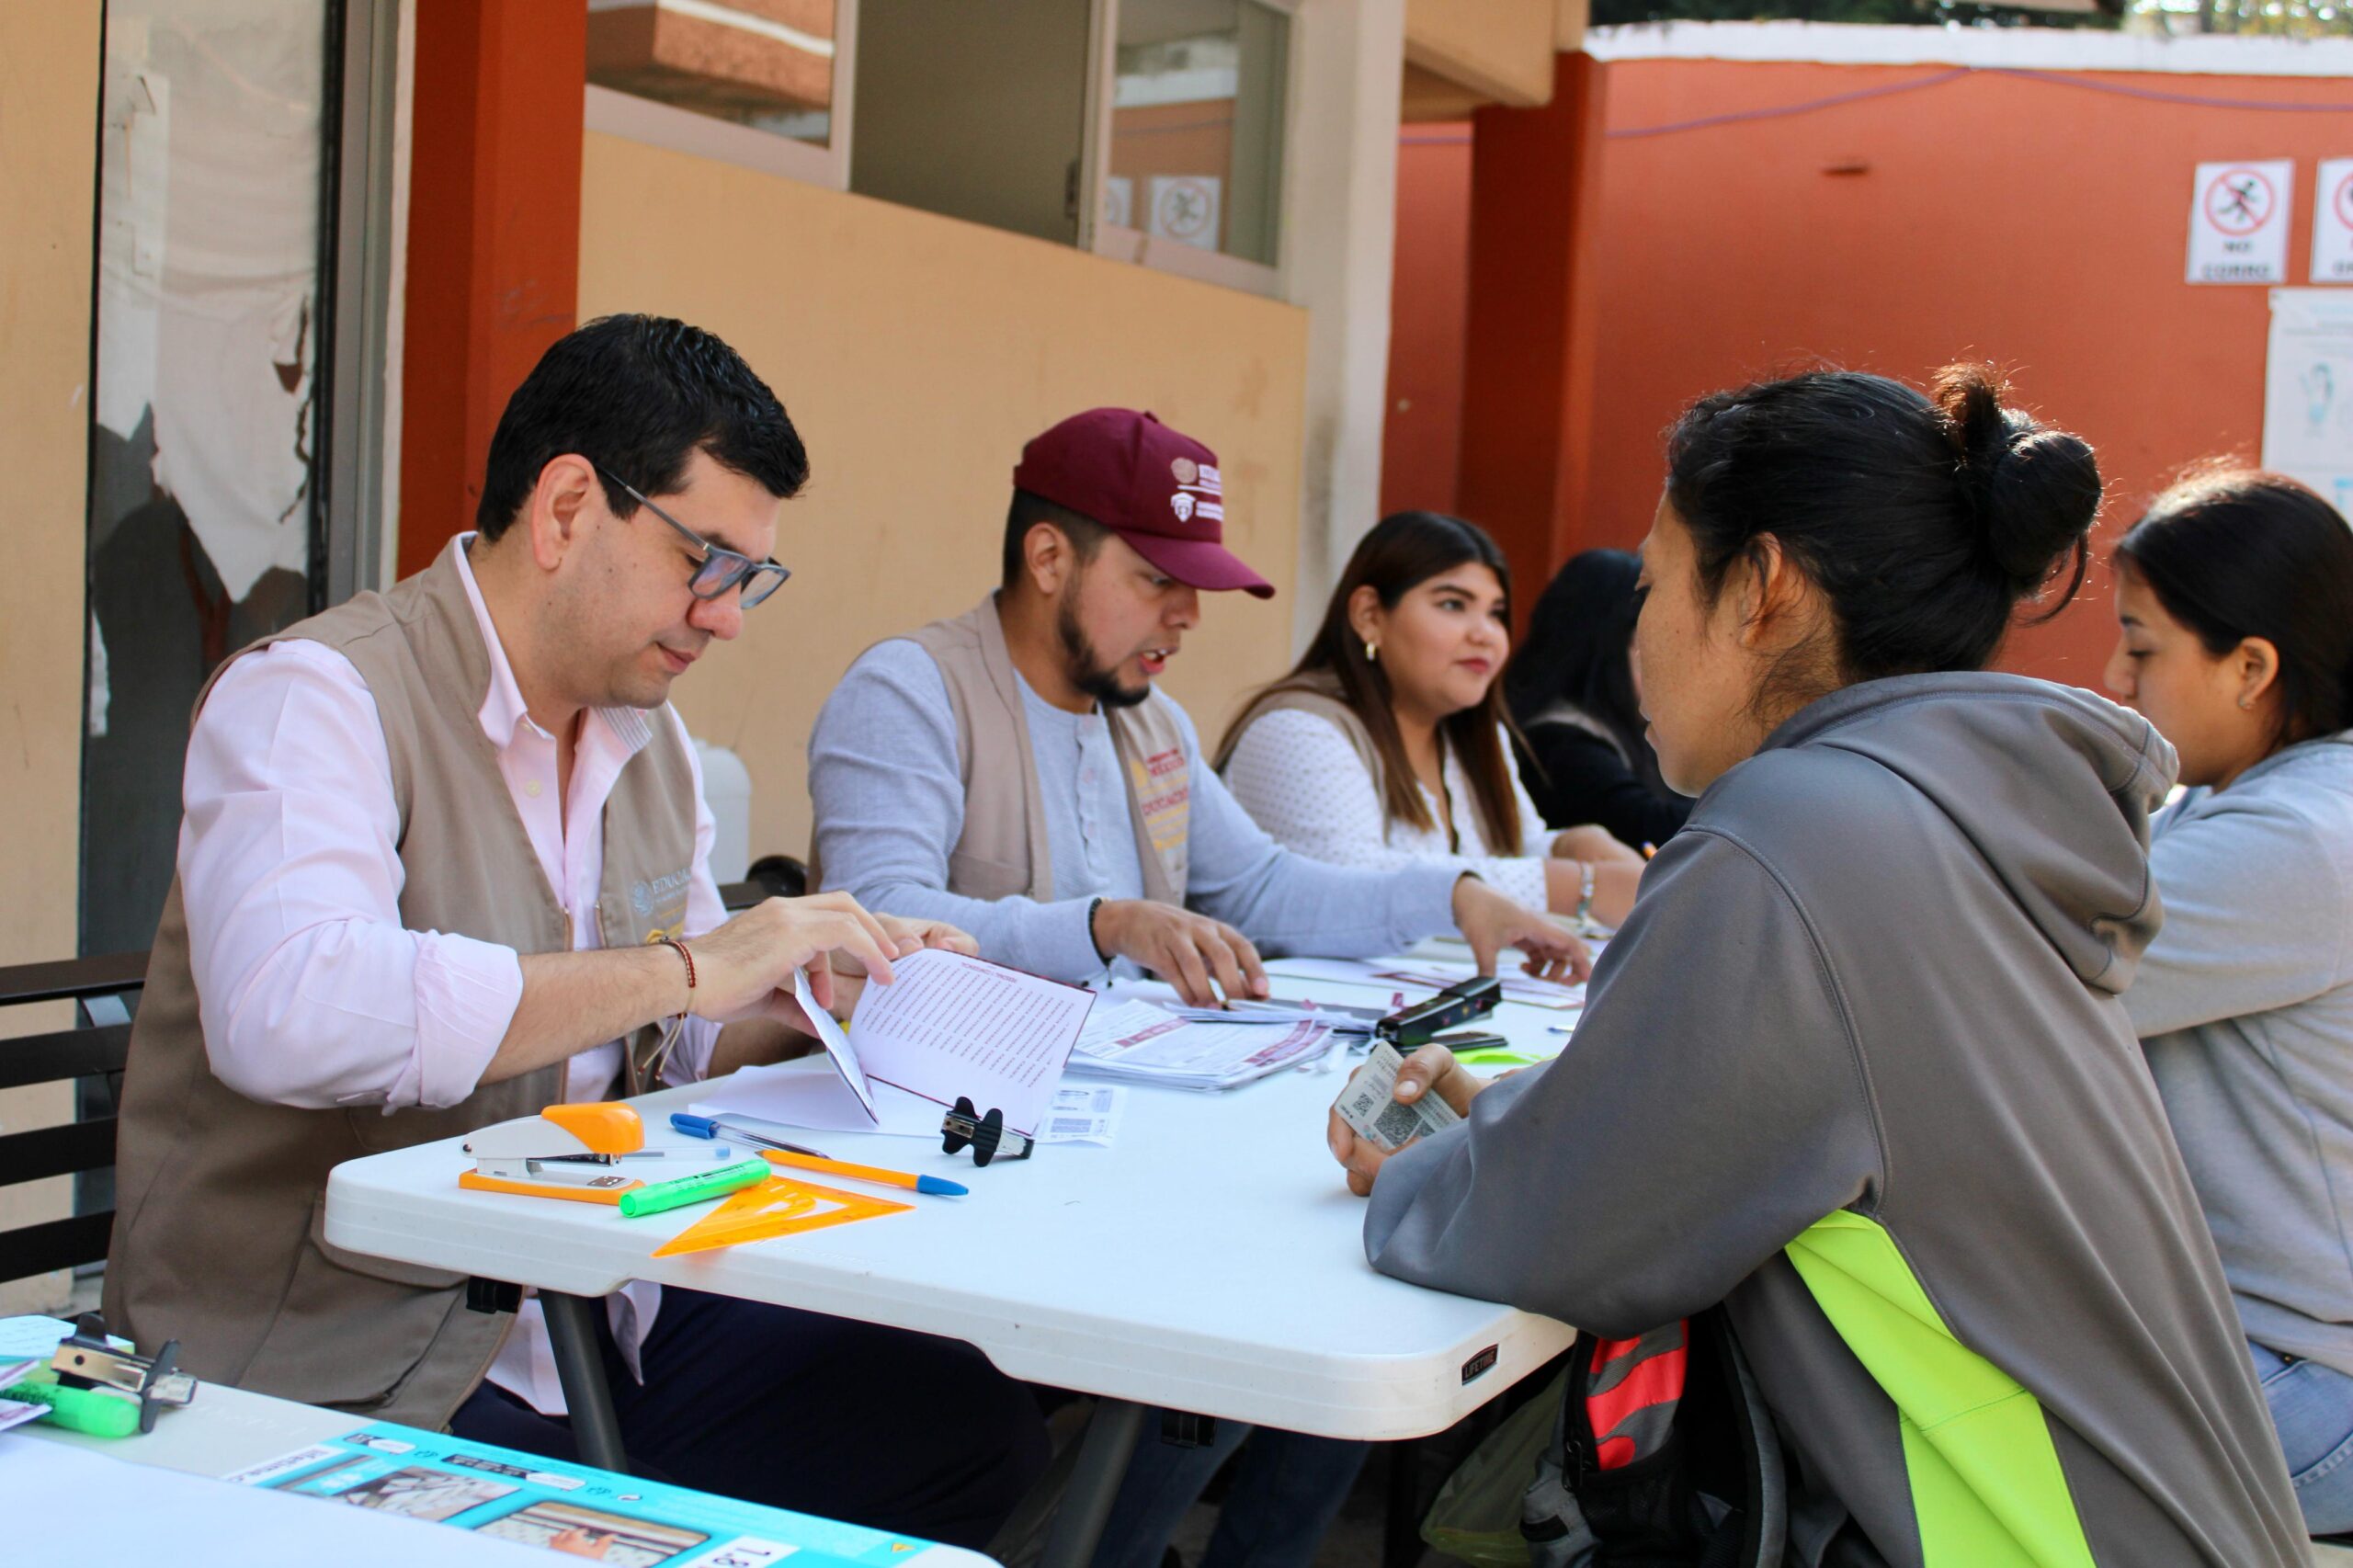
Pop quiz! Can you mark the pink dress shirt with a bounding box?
[179,535,726,1413]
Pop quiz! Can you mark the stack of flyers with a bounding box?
[1066,998,1336,1090]
[1164,996,1384,1035]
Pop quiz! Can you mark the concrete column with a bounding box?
[1281,0,1409,649]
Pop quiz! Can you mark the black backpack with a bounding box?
[1520,1306,1787,1568]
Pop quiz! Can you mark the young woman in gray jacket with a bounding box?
[1329,366,2308,1565]
[2104,469,2353,1536]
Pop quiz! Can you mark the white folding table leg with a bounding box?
[1039,1398,1149,1568]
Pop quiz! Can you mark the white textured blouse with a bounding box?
[1222,708,1553,910]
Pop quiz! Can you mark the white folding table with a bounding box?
[324,959,1579,1567]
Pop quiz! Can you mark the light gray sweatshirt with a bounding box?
[1364,674,2305,1568]
[2127,730,2353,1378]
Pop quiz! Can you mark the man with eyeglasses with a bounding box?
[103,315,1048,1546]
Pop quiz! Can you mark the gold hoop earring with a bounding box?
[1364,640,1378,663]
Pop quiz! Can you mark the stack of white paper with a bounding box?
[1163,996,1383,1035]
[1066,998,1336,1091]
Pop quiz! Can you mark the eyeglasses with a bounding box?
[595,465,791,608]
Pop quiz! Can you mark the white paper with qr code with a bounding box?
[1039,1085,1124,1144]
[1338,1041,1461,1152]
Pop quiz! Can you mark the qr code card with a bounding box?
[1337,1041,1462,1153]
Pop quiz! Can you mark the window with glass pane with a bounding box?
[587,0,840,146]
[1108,0,1288,267]
[86,0,335,957]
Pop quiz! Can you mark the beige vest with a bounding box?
[103,540,700,1426]
[887,594,1192,907]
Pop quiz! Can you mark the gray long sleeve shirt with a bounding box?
[2127,731,2353,1378]
[808,639,1461,982]
[1363,674,2304,1567]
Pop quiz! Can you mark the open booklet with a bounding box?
[692,948,1096,1140]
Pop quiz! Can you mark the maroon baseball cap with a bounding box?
[1011,409,1275,598]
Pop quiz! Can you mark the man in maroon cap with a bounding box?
[809,408,1583,1568]
[808,406,1582,1004]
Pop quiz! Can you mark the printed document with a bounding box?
[1374,960,1586,1011]
[1067,997,1336,1090]
[698,949,1093,1138]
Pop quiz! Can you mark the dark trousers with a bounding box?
[1093,1422,1369,1568]
[450,1289,1050,1550]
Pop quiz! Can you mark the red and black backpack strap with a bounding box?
[1524,1306,1786,1568]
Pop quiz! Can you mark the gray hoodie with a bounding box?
[1364,674,2306,1567]
[2128,731,2353,1379]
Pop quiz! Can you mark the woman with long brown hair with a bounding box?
[1216,511,1641,927]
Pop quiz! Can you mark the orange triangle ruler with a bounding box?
[651,1175,912,1257]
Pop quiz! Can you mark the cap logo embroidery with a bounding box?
[1171,457,1199,484]
[1170,492,1197,522]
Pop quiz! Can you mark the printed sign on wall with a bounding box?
[1147,176,1222,254]
[2187,160,2293,285]
[2263,289,2353,518]
[2313,160,2353,285]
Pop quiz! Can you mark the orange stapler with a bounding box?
[459,1103,648,1204]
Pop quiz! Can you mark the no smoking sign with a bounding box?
[2313,159,2353,285]
[2187,159,2292,285]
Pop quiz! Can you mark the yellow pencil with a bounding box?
[759,1148,969,1197]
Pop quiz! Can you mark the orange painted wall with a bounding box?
[1382,125,1475,519]
[1384,53,2353,687]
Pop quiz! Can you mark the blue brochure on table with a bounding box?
[229,1422,950,1566]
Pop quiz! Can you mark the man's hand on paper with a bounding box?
[1092,899,1271,1008]
[843,914,980,972]
[688,892,902,1026]
[1326,1043,1484,1198]
[1451,876,1591,984]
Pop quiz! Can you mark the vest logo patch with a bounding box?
[1129,747,1191,876]
[630,867,695,939]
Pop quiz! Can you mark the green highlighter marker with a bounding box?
[618,1158,770,1219]
[2,1370,142,1437]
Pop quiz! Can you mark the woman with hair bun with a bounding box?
[1330,367,2305,1566]
[2104,468,2353,1537]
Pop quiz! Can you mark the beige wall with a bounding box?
[0,3,100,1312]
[1404,0,1556,108]
[579,131,1312,861]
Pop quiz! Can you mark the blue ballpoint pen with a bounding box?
[671,1111,969,1197]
